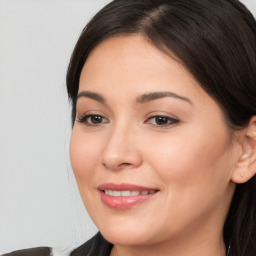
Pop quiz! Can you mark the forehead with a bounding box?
[79,35,201,96]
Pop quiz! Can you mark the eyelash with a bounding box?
[76,114,179,128]
[76,114,109,126]
[145,115,179,127]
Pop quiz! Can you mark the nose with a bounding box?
[101,124,142,171]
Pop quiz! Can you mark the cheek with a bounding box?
[69,129,100,184]
[141,126,233,228]
[69,129,106,220]
[143,125,231,187]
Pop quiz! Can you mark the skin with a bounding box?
[70,35,247,256]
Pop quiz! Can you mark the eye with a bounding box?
[145,115,179,127]
[76,114,109,126]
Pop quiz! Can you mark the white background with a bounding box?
[0,0,255,254]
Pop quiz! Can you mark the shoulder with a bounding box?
[2,247,51,256]
[2,233,113,256]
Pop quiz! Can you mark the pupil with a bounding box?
[91,115,102,123]
[156,116,168,125]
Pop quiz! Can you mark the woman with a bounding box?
[4,0,256,255]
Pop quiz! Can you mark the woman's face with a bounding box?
[70,35,239,246]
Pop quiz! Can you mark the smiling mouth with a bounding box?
[103,190,157,196]
[98,183,159,209]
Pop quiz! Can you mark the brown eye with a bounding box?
[146,115,179,127]
[77,114,108,126]
[155,116,169,125]
[90,115,103,124]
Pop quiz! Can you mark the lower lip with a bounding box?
[99,191,157,209]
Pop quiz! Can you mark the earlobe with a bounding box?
[231,116,256,184]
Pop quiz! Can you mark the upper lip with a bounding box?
[97,183,159,191]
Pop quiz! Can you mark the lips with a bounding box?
[104,190,156,196]
[98,183,159,209]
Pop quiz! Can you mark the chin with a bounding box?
[100,228,154,246]
[93,215,164,246]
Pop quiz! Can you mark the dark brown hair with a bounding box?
[66,0,256,255]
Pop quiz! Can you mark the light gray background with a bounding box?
[0,0,255,254]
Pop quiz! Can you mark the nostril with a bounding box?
[119,163,131,166]
[102,161,133,170]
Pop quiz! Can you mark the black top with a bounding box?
[3,233,113,256]
[70,233,113,256]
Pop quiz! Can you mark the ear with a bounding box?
[231,116,256,184]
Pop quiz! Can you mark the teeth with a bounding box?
[104,190,156,196]
[131,191,140,196]
[112,191,121,196]
[121,191,132,196]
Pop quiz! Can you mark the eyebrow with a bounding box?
[136,91,192,105]
[76,90,192,105]
[77,91,105,103]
